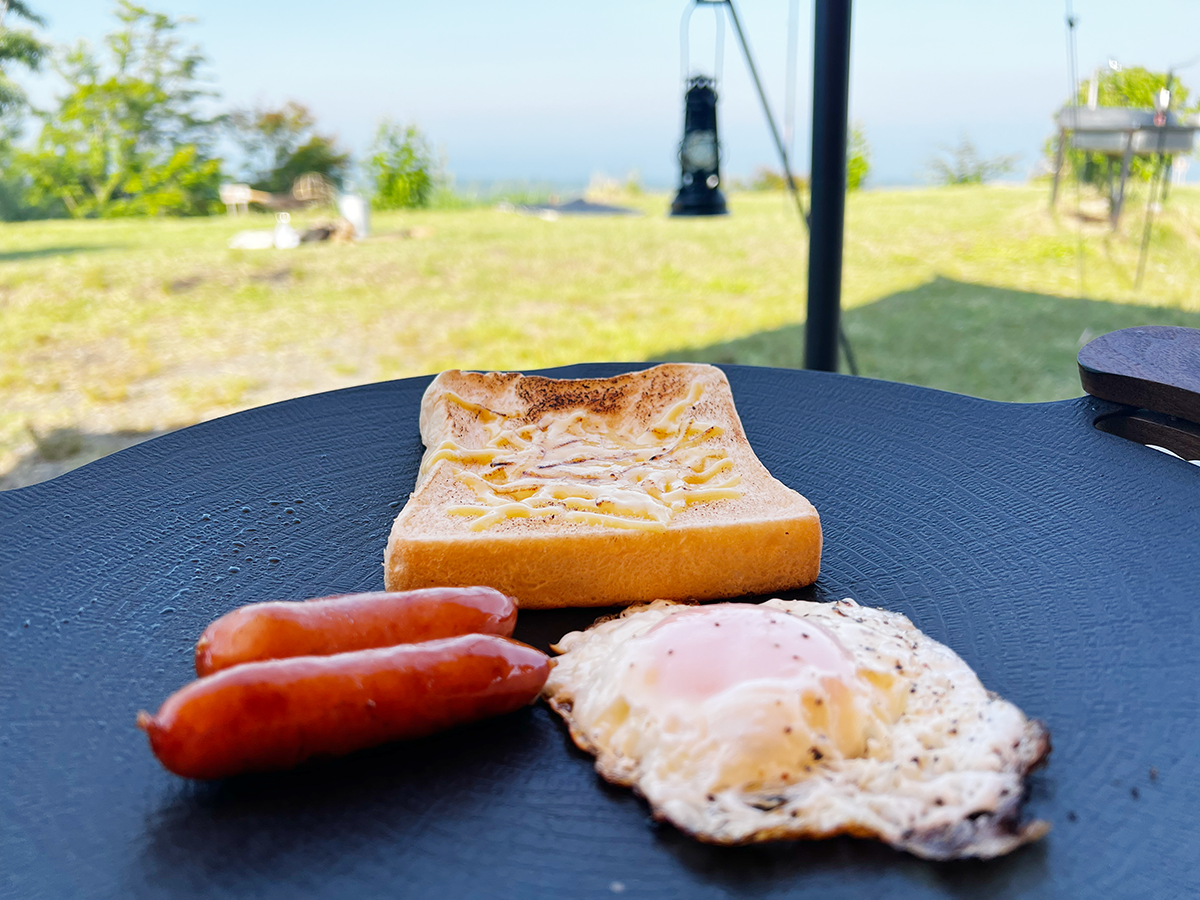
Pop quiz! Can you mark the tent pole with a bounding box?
[805,0,852,373]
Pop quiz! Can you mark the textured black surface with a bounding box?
[2,364,1198,900]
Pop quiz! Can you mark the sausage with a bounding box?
[194,587,518,676]
[139,634,550,779]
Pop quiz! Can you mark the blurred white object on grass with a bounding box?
[227,230,274,250]
[227,212,301,250]
[338,193,369,239]
[273,212,300,249]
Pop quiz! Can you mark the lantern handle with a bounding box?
[680,0,725,85]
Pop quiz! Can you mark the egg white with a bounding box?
[543,598,1050,860]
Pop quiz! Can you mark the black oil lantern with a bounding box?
[672,0,728,216]
[671,75,728,216]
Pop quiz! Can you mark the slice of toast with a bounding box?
[384,364,821,608]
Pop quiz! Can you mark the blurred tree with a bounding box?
[19,1,223,217]
[930,134,1019,185]
[226,100,349,193]
[368,119,433,210]
[1,0,49,115]
[1052,66,1198,186]
[1,0,51,219]
[846,122,870,192]
[1081,65,1193,115]
[747,124,867,194]
[749,166,788,191]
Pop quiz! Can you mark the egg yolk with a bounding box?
[619,604,896,791]
[639,603,856,700]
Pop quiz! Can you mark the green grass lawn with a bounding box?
[2,184,1198,481]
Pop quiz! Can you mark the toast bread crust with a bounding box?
[385,364,820,608]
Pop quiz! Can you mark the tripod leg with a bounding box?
[1051,128,1066,207]
[1112,135,1134,229]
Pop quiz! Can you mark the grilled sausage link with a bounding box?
[140,634,549,779]
[194,587,518,676]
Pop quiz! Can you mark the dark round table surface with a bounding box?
[2,364,1197,900]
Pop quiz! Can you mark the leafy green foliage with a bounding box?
[748,166,789,191]
[0,17,49,114]
[367,120,433,210]
[18,1,222,218]
[930,134,1019,185]
[746,167,809,192]
[226,101,349,193]
[746,123,867,193]
[1,0,50,219]
[1,1,46,26]
[269,135,347,194]
[846,122,870,192]
[1080,65,1194,115]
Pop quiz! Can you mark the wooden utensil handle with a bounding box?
[1079,326,1200,460]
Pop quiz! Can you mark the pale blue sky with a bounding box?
[21,1,1200,186]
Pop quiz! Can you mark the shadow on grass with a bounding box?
[1,427,168,491]
[0,244,125,263]
[659,276,1200,403]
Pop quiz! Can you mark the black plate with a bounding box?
[2,364,1198,899]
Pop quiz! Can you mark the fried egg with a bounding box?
[543,598,1050,860]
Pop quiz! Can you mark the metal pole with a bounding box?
[1135,73,1175,288]
[805,0,852,372]
[1050,127,1065,207]
[1112,133,1134,229]
[725,1,806,224]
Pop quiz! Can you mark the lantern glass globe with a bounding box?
[682,130,719,172]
